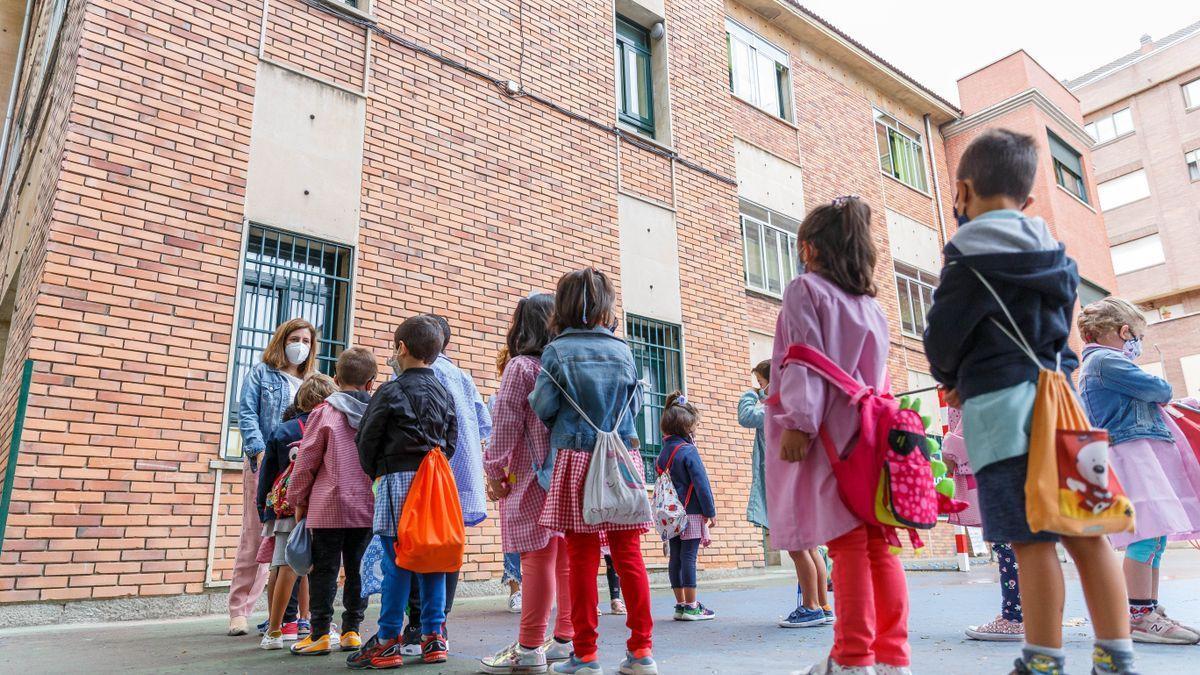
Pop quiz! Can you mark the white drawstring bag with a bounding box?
[545,375,652,525]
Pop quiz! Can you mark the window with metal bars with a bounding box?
[225,225,353,457]
[625,315,684,482]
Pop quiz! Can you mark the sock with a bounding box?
[554,636,571,644]
[1022,643,1065,669]
[1094,640,1136,673]
[1129,598,1154,617]
[519,643,539,651]
[822,604,832,612]
[685,601,699,608]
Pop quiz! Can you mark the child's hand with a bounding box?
[486,476,511,501]
[707,516,717,529]
[294,505,306,522]
[780,429,811,462]
[942,387,962,408]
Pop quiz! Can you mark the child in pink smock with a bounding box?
[765,196,910,675]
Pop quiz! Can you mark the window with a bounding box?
[1187,149,1200,181]
[1084,108,1134,143]
[875,109,928,192]
[1097,169,1150,210]
[1048,131,1088,203]
[740,199,801,296]
[226,225,353,458]
[1184,77,1200,110]
[1078,278,1109,308]
[626,315,684,481]
[894,262,937,336]
[727,19,792,121]
[1110,234,1165,275]
[616,16,654,136]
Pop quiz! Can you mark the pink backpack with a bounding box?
[777,344,939,548]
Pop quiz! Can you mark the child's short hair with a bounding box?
[660,391,699,438]
[1078,297,1146,343]
[425,313,452,350]
[295,373,337,412]
[336,347,378,387]
[798,196,877,297]
[552,268,616,333]
[394,315,444,364]
[956,129,1038,202]
[752,359,771,382]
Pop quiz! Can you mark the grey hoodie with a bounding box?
[325,390,372,430]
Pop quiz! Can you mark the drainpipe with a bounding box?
[923,114,948,247]
[0,0,35,175]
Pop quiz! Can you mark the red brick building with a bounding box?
[0,0,1103,618]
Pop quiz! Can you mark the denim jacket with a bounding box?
[238,362,291,457]
[529,327,642,453]
[1079,344,1173,445]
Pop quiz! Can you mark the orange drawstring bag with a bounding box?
[393,449,465,573]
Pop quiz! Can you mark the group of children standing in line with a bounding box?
[236,126,1200,675]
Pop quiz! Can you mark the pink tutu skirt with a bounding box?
[1108,410,1200,549]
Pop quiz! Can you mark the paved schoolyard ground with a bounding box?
[4,549,1200,674]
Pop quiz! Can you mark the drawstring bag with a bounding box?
[544,374,652,525]
[285,518,312,576]
[393,449,466,573]
[359,535,385,598]
[969,267,1134,536]
[652,443,694,540]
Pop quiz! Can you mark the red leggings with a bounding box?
[827,525,910,667]
[518,537,573,648]
[565,530,653,661]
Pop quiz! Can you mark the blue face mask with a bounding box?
[1123,337,1143,360]
[953,205,970,227]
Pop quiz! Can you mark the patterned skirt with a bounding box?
[538,448,650,535]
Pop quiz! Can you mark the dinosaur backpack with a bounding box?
[266,418,305,519]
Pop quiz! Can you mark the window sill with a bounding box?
[1148,311,1200,326]
[1098,194,1150,213]
[1055,184,1097,212]
[618,122,675,153]
[311,0,376,24]
[880,171,932,199]
[730,93,799,130]
[1115,262,1167,277]
[900,329,924,341]
[1089,131,1134,150]
[745,286,784,303]
[210,458,244,471]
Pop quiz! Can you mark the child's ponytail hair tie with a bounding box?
[830,194,861,209]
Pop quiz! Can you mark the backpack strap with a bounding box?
[540,370,643,435]
[777,344,873,405]
[965,266,1052,372]
[659,440,694,507]
[296,418,306,435]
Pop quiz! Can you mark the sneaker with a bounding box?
[257,619,269,635]
[542,637,573,662]
[290,634,332,655]
[346,634,404,670]
[329,625,341,649]
[779,606,827,628]
[965,615,1025,642]
[297,618,312,638]
[610,598,627,615]
[875,666,912,675]
[792,658,876,674]
[672,604,685,621]
[481,641,548,674]
[227,616,248,636]
[677,603,716,622]
[421,633,449,664]
[597,603,603,616]
[260,631,284,650]
[281,621,300,641]
[1010,653,1064,674]
[617,650,657,675]
[1153,606,1200,640]
[399,623,423,656]
[552,654,602,675]
[509,590,524,614]
[1131,609,1200,644]
[823,608,835,624]
[340,631,363,651]
[1091,644,1141,674]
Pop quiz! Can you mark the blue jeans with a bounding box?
[378,536,447,639]
[667,537,700,589]
[502,552,522,586]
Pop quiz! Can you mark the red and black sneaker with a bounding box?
[345,634,403,670]
[420,633,448,664]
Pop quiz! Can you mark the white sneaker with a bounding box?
[874,665,912,675]
[227,616,248,636]
[330,624,340,648]
[542,637,573,662]
[259,631,284,650]
[509,590,524,614]
[481,642,548,674]
[792,658,877,675]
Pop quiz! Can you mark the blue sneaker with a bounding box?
[256,619,269,635]
[297,618,311,638]
[617,650,658,675]
[779,606,827,628]
[552,654,603,675]
[823,607,835,624]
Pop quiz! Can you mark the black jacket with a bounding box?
[256,412,309,522]
[356,367,458,478]
[923,210,1079,400]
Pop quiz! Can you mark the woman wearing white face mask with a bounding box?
[227,317,320,636]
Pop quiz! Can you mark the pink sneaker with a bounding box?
[965,615,1024,642]
[281,621,300,642]
[1132,609,1200,644]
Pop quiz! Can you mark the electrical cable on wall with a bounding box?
[298,0,736,187]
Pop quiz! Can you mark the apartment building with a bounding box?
[0,0,1016,615]
[1067,23,1200,399]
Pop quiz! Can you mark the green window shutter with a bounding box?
[1047,131,1084,176]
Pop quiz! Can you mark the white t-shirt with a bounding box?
[282,372,303,406]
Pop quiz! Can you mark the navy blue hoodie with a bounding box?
[654,435,716,519]
[923,210,1079,400]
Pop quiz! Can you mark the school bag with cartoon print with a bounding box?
[773,344,942,548]
[266,419,305,519]
[652,442,694,540]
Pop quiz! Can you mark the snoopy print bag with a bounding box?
[968,268,1134,536]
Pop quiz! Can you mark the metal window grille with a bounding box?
[226,225,353,451]
[625,315,684,481]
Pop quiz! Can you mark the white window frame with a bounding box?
[726,19,793,122]
[1183,77,1200,110]
[1187,149,1200,182]
[1097,169,1151,211]
[740,199,800,297]
[1110,234,1165,276]
[874,108,929,192]
[894,261,937,337]
[1084,108,1134,144]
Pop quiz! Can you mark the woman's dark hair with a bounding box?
[551,268,617,333]
[507,292,556,357]
[752,359,771,382]
[660,391,699,438]
[797,196,877,297]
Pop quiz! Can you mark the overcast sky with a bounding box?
[796,2,1199,105]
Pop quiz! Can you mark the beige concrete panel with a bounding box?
[886,208,941,273]
[619,194,681,324]
[734,139,804,219]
